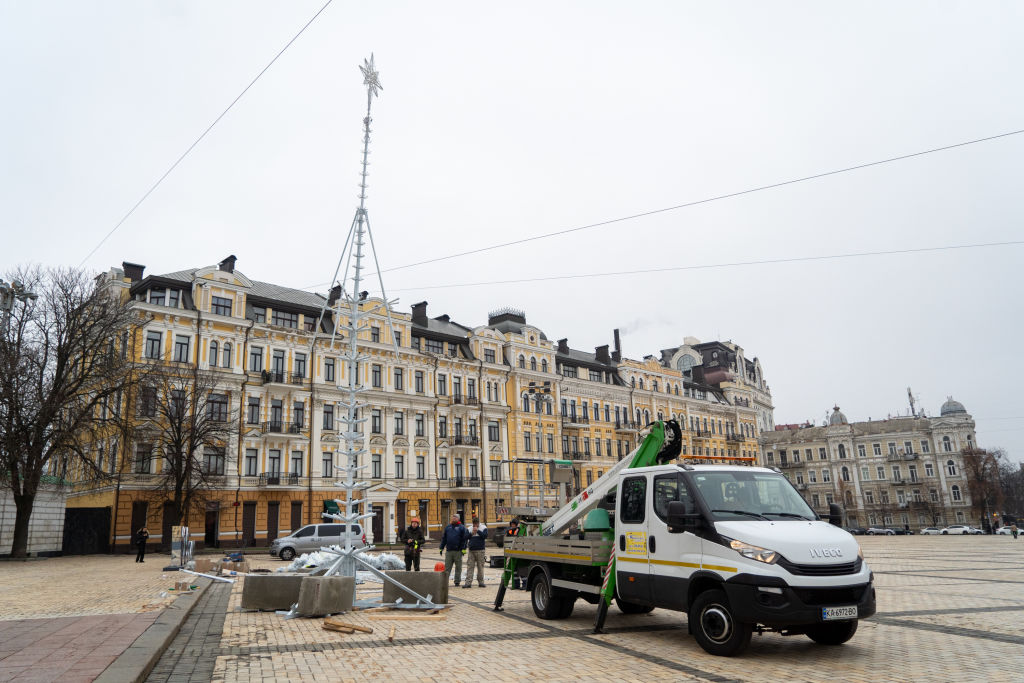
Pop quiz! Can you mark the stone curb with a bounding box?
[94,574,214,683]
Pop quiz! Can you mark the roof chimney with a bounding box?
[612,328,622,362]
[219,255,237,273]
[328,285,343,306]
[595,344,610,364]
[557,338,569,354]
[122,262,145,283]
[412,301,428,326]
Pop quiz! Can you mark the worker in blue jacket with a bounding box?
[439,514,470,586]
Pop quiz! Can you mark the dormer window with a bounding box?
[211,295,232,316]
[149,288,165,306]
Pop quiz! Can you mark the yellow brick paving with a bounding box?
[210,537,1023,682]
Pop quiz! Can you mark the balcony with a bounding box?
[726,433,743,443]
[261,370,287,385]
[261,420,308,436]
[448,477,482,488]
[614,421,640,432]
[451,396,480,407]
[562,415,590,428]
[257,472,299,486]
[452,434,480,447]
[291,373,306,386]
[777,461,797,469]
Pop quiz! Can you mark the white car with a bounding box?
[919,527,942,535]
[995,527,1017,535]
[866,527,896,535]
[940,525,972,535]
[966,526,986,535]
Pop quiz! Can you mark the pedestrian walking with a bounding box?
[463,520,488,587]
[134,526,150,563]
[1012,523,1018,540]
[400,518,426,571]
[439,514,469,586]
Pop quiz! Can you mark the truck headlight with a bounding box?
[723,536,778,564]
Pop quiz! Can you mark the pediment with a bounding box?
[393,437,409,448]
[367,482,401,493]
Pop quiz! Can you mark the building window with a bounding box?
[438,374,447,396]
[322,452,333,478]
[943,436,952,452]
[416,413,425,437]
[246,397,260,424]
[394,412,404,436]
[438,416,447,438]
[372,364,382,388]
[134,444,152,474]
[245,449,258,476]
[207,394,228,422]
[416,456,425,479]
[838,444,846,459]
[415,371,424,393]
[488,421,500,442]
[425,338,443,354]
[448,343,458,357]
[272,310,298,328]
[484,349,496,363]
[439,457,448,480]
[173,335,190,363]
[523,431,532,452]
[589,369,601,382]
[323,405,334,430]
[920,440,930,453]
[530,357,537,371]
[808,470,817,483]
[295,353,307,378]
[861,466,870,481]
[490,462,500,481]
[221,342,231,368]
[541,359,548,372]
[818,447,827,460]
[249,347,263,372]
[141,330,161,359]
[930,488,939,502]
[371,409,382,434]
[518,354,525,369]
[872,443,881,456]
[395,455,405,479]
[951,485,962,502]
[203,447,225,475]
[394,368,404,390]
[946,460,957,476]
[211,296,232,316]
[371,454,381,479]
[841,466,850,482]
[857,444,866,457]
[925,462,934,477]
[371,326,380,343]
[325,358,335,382]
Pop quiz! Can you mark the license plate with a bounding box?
[822,605,858,621]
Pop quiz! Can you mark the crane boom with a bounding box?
[541,420,681,536]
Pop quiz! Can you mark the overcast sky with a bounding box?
[3,2,1022,461]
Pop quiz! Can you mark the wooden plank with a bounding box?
[322,623,354,634]
[367,613,447,621]
[324,617,373,633]
[387,625,396,642]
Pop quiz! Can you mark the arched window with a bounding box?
[545,400,552,415]
[838,444,847,459]
[951,485,962,502]
[222,342,231,368]
[942,436,952,452]
[841,466,850,482]
[644,409,650,424]
[530,357,537,371]
[631,377,636,388]
[674,385,679,395]
[518,354,525,369]
[541,359,548,373]
[657,412,663,421]
[636,409,642,423]
[209,340,218,366]
[522,394,530,412]
[653,381,658,392]
[946,460,957,476]
[638,378,644,389]
[534,396,542,414]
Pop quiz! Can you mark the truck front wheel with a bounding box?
[688,589,752,657]
[806,619,858,645]
[530,573,567,620]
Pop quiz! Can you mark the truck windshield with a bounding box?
[689,471,815,522]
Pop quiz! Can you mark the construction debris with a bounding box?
[388,625,396,642]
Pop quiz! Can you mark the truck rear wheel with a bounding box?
[530,573,567,620]
[806,619,858,645]
[688,589,752,657]
[615,597,654,614]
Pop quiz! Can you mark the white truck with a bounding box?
[494,421,876,656]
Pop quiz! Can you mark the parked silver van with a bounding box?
[269,523,367,561]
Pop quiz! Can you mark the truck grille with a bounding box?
[778,557,862,576]
[791,584,868,606]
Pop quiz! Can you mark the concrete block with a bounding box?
[241,573,305,610]
[296,576,354,616]
[382,570,448,605]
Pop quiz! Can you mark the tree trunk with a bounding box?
[9,492,36,558]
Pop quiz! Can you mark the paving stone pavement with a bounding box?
[147,583,233,683]
[205,537,1024,683]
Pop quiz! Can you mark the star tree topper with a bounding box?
[360,54,382,102]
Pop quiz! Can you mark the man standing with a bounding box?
[135,526,149,563]
[439,514,469,586]
[399,518,426,571]
[464,520,488,588]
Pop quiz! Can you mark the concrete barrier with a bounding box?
[240,574,305,611]
[382,570,448,605]
[296,576,354,616]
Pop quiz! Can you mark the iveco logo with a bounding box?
[809,547,843,559]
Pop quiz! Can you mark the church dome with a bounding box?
[828,406,848,425]
[940,397,967,416]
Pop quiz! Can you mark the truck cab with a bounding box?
[613,463,874,654]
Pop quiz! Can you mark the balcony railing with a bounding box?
[452,396,480,406]
[448,477,482,488]
[261,420,307,435]
[453,434,480,447]
[291,373,306,386]
[257,472,299,486]
[562,415,590,427]
[261,370,287,384]
[726,433,743,443]
[614,421,640,431]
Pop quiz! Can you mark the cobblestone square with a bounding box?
[151,537,1024,682]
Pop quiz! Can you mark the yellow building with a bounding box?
[67,257,772,553]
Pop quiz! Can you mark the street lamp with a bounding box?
[0,278,38,335]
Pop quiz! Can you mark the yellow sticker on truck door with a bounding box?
[624,532,647,555]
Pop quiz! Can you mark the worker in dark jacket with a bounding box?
[399,518,426,571]
[134,526,150,563]
[463,520,488,587]
[439,514,470,585]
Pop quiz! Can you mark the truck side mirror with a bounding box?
[666,500,702,533]
[828,503,843,527]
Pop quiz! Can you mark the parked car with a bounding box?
[966,526,986,535]
[919,527,942,535]
[269,523,367,561]
[866,527,896,535]
[941,525,972,535]
[995,527,1016,535]
[893,528,914,535]
[845,526,868,535]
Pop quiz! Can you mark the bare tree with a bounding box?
[961,447,1006,531]
[997,452,1024,522]
[131,361,237,527]
[0,267,140,557]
